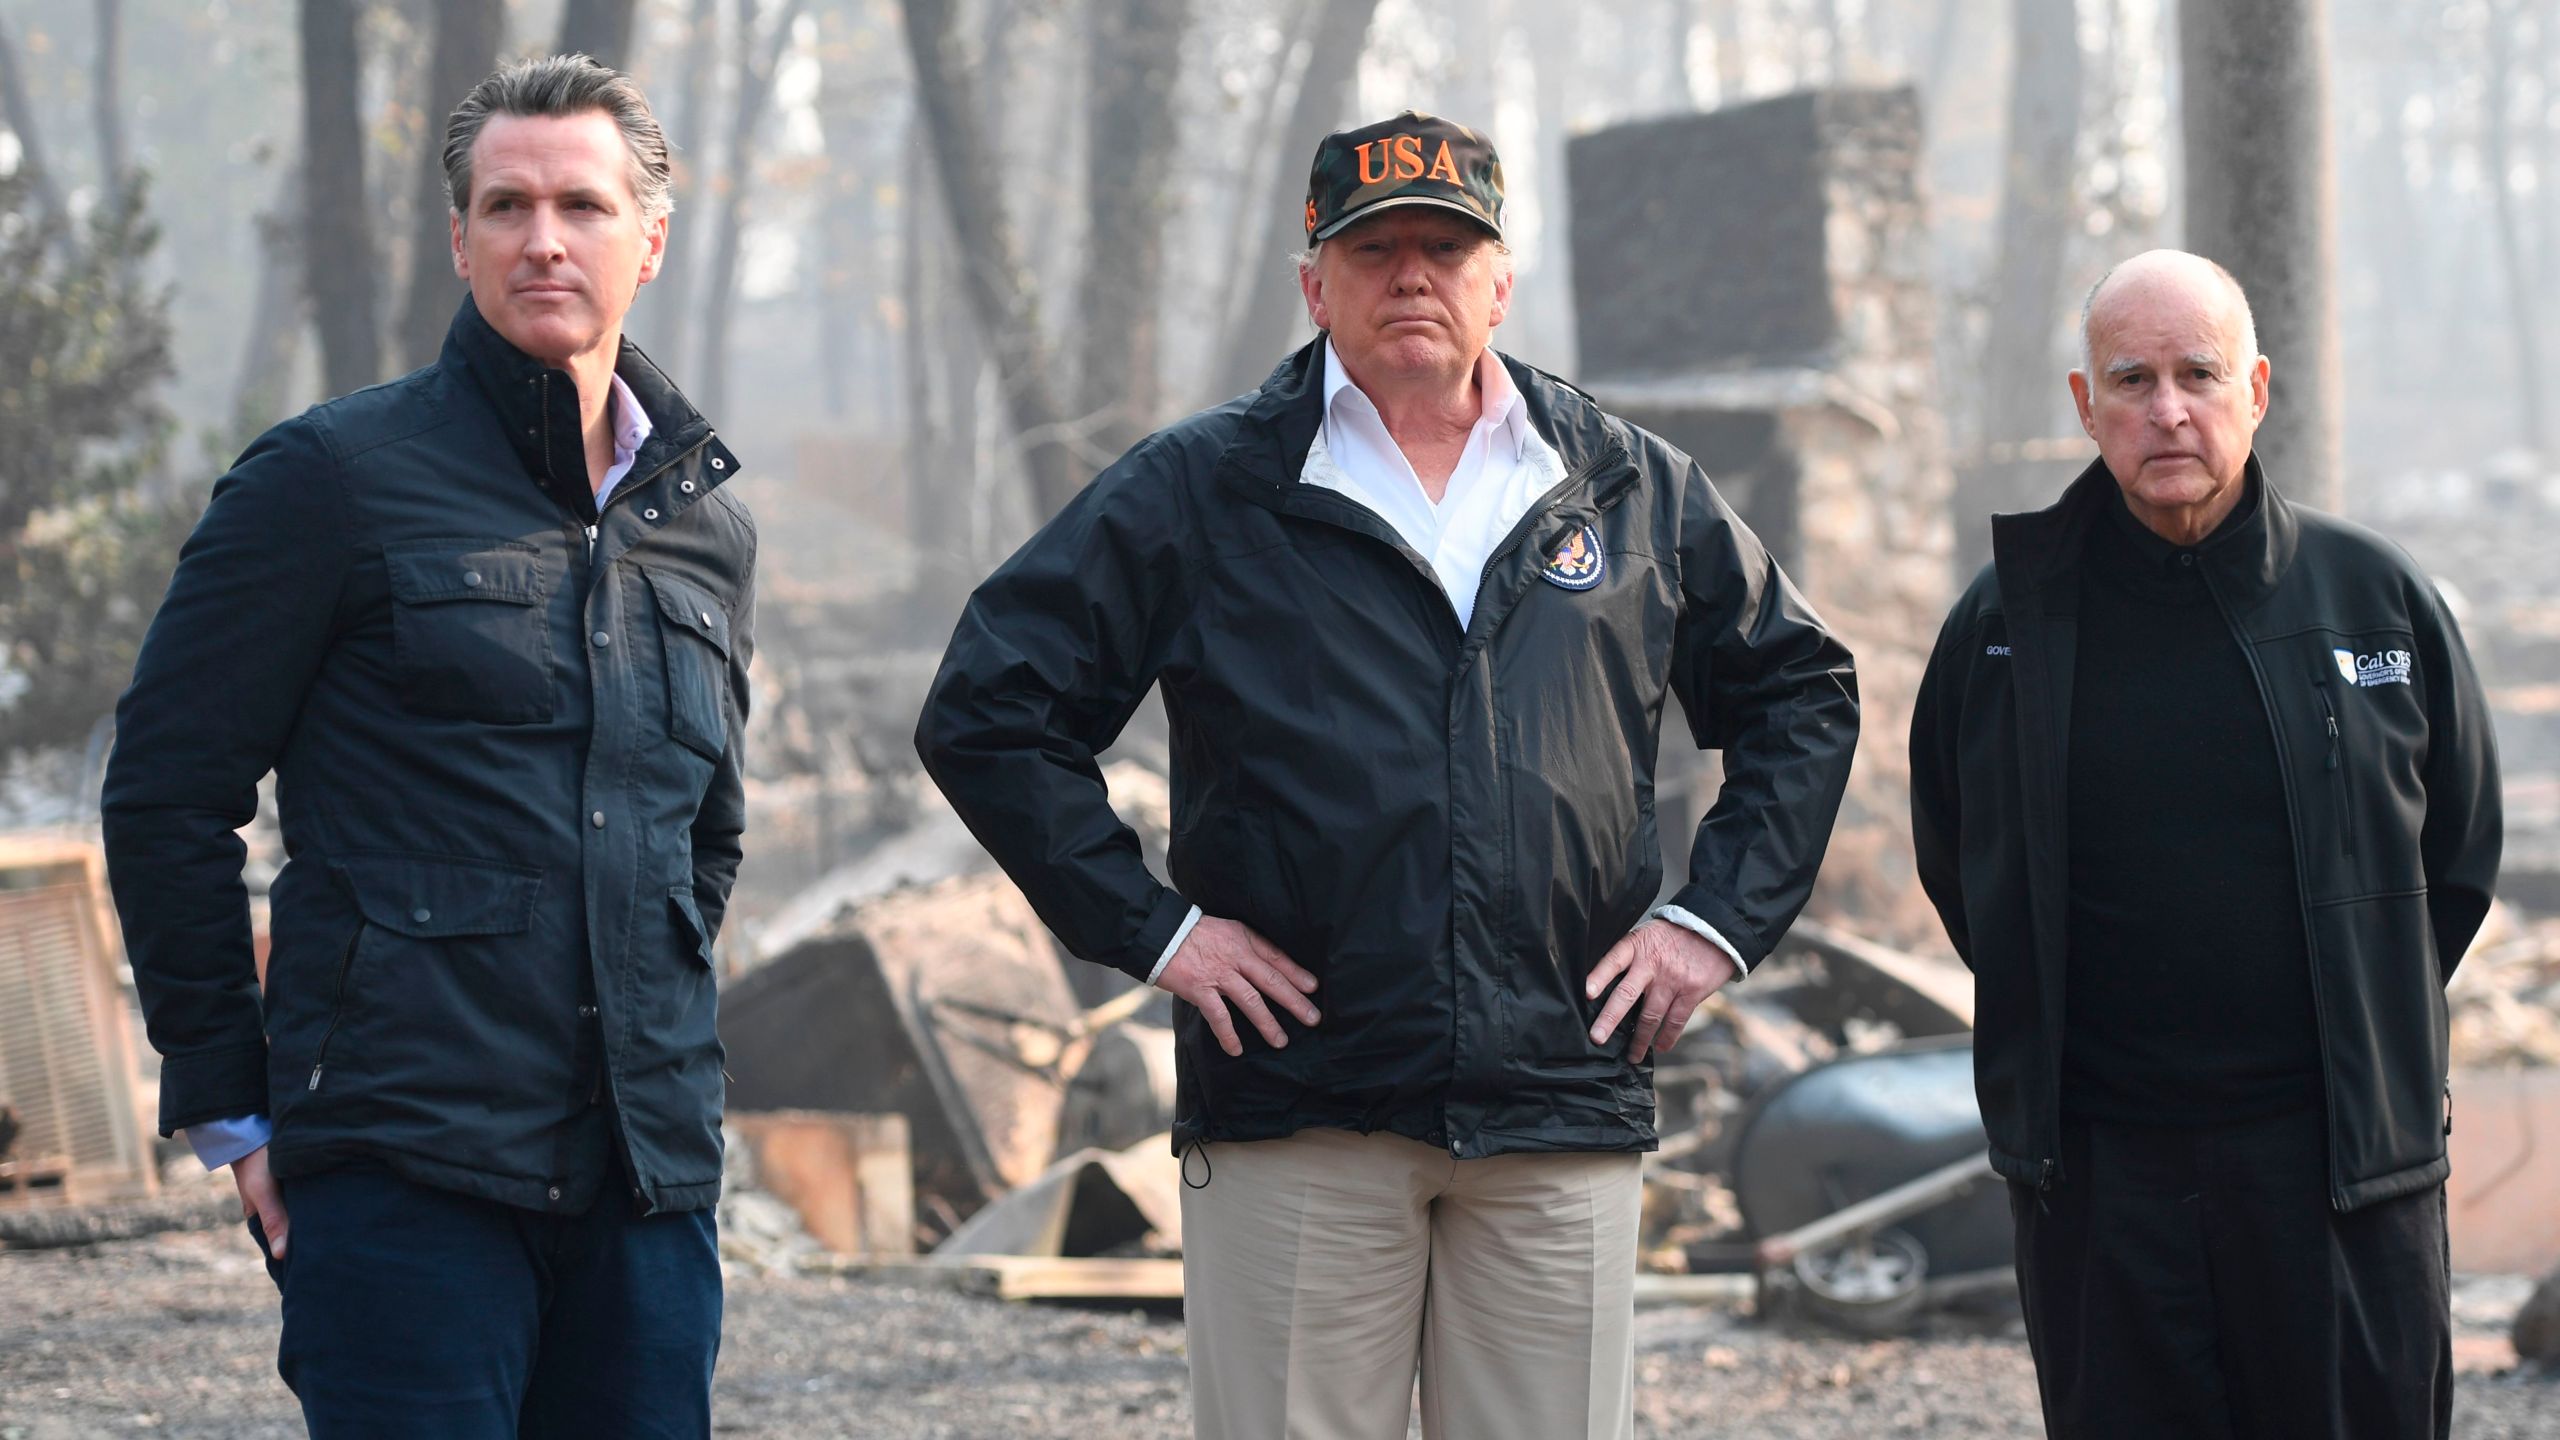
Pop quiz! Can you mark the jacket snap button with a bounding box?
[463,571,482,587]
[593,631,611,647]
[644,508,659,520]
[590,810,606,829]
[410,906,431,924]
[681,479,697,493]
[710,457,725,471]
[699,611,714,627]
[547,1185,562,1201]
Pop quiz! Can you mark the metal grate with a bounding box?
[0,886,128,1179]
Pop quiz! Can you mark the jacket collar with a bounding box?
[1992,452,2297,613]
[1213,338,1634,505]
[440,295,723,524]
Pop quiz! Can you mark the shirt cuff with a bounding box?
[1146,905,1204,985]
[182,1114,273,1170]
[1649,904,1749,977]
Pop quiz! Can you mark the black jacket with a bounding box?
[103,299,756,1215]
[1911,459,2502,1210]
[918,341,1858,1159]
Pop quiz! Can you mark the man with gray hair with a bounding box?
[1912,249,2501,1436]
[104,54,752,1437]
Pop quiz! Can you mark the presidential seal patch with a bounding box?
[1541,525,1605,591]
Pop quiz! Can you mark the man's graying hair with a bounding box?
[442,54,675,224]
[2076,254,2259,374]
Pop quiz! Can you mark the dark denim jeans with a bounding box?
[250,1167,721,1439]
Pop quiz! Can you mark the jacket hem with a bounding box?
[268,1139,719,1215]
[1171,1112,1657,1158]
[2336,1155,2450,1212]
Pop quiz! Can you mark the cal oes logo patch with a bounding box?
[1541,525,1606,591]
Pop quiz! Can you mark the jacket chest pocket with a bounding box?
[384,540,555,724]
[647,569,733,761]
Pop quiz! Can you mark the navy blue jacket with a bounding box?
[104,299,755,1215]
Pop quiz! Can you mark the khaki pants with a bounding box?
[1179,1127,1641,1440]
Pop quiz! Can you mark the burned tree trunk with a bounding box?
[1076,0,1193,460]
[638,0,721,366]
[556,0,640,69]
[2485,0,2548,456]
[1212,0,1384,401]
[2181,0,2342,509]
[234,161,309,433]
[395,0,504,373]
[899,0,1080,516]
[1949,0,2082,569]
[300,0,383,397]
[1973,0,2080,508]
[698,0,810,420]
[92,0,130,218]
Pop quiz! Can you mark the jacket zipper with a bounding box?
[2202,571,2346,1210]
[305,921,370,1092]
[2315,676,2355,856]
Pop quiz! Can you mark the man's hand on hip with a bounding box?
[232,1145,288,1259]
[1155,917,1320,1057]
[1587,919,1738,1063]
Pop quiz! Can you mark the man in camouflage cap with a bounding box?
[921,111,1856,1438]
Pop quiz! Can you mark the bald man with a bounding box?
[1910,251,2501,1438]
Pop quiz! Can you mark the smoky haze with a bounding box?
[0,0,2554,942]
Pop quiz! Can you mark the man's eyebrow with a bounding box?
[2179,351,2224,371]
[2103,356,2145,377]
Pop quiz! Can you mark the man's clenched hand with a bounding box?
[1586,920,1738,1063]
[1154,917,1320,1057]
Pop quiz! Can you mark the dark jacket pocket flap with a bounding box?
[647,569,732,656]
[669,885,714,964]
[386,539,548,605]
[331,852,545,937]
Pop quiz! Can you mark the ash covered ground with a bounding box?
[6,1229,2556,1438]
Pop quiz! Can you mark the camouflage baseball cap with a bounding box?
[1304,111,1504,242]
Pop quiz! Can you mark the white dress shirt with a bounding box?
[1147,343,1742,984]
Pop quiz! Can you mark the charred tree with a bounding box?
[233,159,309,433]
[92,0,130,218]
[899,0,1081,515]
[699,0,810,421]
[2181,0,2341,509]
[2484,0,2547,456]
[1076,0,1193,459]
[1945,0,2084,568]
[637,0,721,365]
[1212,0,1384,401]
[300,0,383,397]
[1210,3,1315,357]
[395,0,504,373]
[1969,0,2081,536]
[556,0,640,70]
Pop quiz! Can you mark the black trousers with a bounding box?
[250,1168,722,1439]
[2009,1108,2450,1440]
